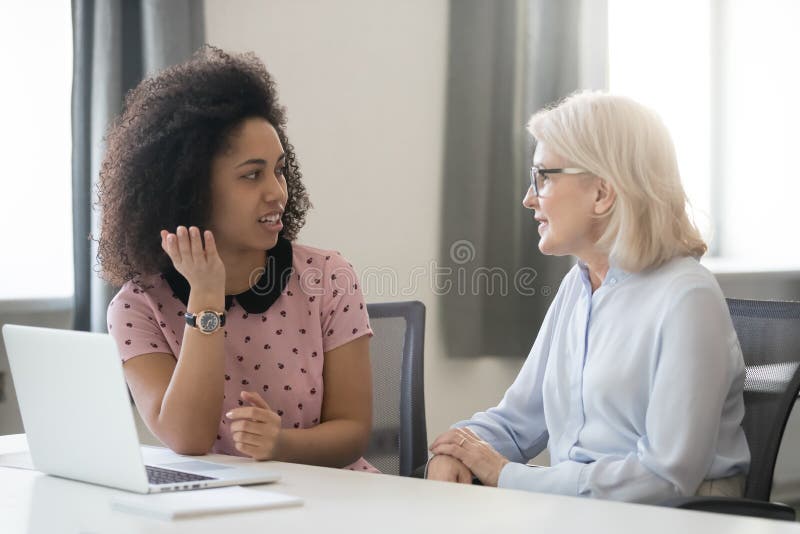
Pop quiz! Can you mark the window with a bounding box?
[0,4,74,300]
[608,0,800,267]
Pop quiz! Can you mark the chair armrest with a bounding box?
[661,496,796,521]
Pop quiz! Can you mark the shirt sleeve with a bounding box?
[320,253,373,353]
[498,284,744,502]
[107,282,173,362]
[452,288,565,464]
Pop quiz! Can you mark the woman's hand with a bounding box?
[161,226,226,296]
[226,391,283,461]
[430,428,510,487]
[426,453,473,484]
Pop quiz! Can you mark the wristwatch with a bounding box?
[184,310,226,334]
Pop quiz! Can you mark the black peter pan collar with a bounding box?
[164,236,294,314]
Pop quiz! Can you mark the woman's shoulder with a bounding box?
[108,273,173,309]
[637,255,725,308]
[291,242,356,271]
[648,255,717,288]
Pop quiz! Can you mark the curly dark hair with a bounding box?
[96,45,311,287]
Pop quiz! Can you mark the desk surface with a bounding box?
[1,434,797,533]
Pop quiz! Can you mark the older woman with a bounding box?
[427,92,750,503]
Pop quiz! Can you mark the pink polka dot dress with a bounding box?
[107,238,378,472]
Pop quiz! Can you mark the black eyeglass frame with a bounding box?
[529,167,588,197]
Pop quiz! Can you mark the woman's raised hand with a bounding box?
[161,226,226,296]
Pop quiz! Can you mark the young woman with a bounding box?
[427,92,750,502]
[98,46,376,472]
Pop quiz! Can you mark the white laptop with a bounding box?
[2,324,280,493]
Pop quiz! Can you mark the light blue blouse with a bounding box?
[454,255,750,503]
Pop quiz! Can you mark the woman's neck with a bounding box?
[218,247,267,295]
[579,252,610,293]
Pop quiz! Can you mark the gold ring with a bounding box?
[459,437,466,446]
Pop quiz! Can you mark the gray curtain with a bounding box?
[71,0,204,332]
[440,0,607,357]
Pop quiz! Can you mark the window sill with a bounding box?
[0,297,74,314]
[701,257,800,277]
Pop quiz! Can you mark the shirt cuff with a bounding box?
[498,461,586,496]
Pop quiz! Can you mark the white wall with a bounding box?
[204,0,526,441]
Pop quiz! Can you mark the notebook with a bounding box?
[110,486,303,519]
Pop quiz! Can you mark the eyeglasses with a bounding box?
[529,166,589,197]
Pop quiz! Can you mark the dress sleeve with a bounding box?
[319,252,373,353]
[451,283,566,464]
[498,284,746,502]
[107,282,173,362]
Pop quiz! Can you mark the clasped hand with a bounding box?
[428,428,509,487]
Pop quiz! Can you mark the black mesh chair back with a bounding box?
[728,298,800,501]
[364,301,427,476]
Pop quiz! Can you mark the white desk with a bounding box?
[0,434,797,533]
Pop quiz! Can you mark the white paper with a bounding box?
[0,451,34,470]
[110,485,302,520]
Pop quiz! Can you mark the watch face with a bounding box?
[199,312,220,333]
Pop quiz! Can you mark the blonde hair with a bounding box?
[526,91,707,272]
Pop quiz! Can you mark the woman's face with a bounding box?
[522,142,603,258]
[208,117,289,254]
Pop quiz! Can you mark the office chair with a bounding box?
[363,301,427,476]
[665,298,800,521]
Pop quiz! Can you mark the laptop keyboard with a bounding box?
[146,465,215,485]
